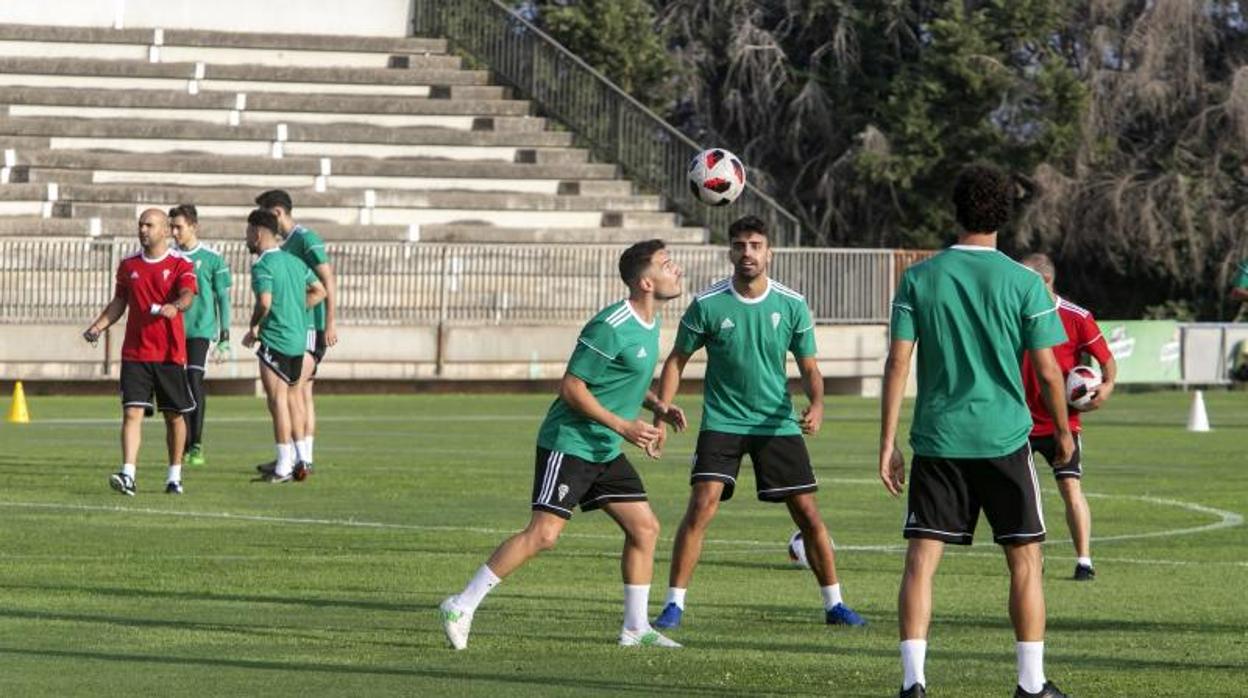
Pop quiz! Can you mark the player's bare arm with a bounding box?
[306,279,327,310]
[796,356,824,436]
[643,390,686,431]
[314,261,337,346]
[83,292,127,343]
[1084,353,1118,411]
[649,350,693,456]
[559,372,659,453]
[241,292,272,349]
[1231,286,1248,301]
[158,286,195,320]
[1030,346,1074,464]
[878,338,913,497]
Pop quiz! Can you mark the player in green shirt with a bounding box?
[440,240,688,650]
[650,215,865,631]
[169,204,232,466]
[256,190,336,473]
[240,209,326,484]
[1232,260,1248,303]
[879,165,1073,698]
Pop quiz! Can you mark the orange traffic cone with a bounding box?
[6,381,30,424]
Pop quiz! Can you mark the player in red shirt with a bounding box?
[83,209,198,496]
[1019,254,1117,581]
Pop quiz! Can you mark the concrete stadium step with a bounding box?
[0,116,575,148]
[0,25,449,55]
[3,183,664,212]
[0,86,534,117]
[0,218,706,244]
[0,59,506,98]
[5,150,620,181]
[2,103,549,132]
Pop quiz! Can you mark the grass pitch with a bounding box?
[0,391,1244,696]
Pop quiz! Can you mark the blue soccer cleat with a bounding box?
[825,602,867,626]
[653,602,683,629]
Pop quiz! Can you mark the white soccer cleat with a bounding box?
[619,627,682,648]
[438,597,473,650]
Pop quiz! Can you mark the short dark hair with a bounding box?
[728,215,768,241]
[255,189,293,214]
[952,165,1013,233]
[618,239,666,286]
[247,208,280,235]
[168,203,198,224]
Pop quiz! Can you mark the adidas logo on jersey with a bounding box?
[129,271,140,279]
[720,318,735,330]
[636,347,647,358]
[557,484,570,502]
[771,312,781,329]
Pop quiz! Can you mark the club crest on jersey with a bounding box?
[162,269,171,280]
[195,260,202,269]
[771,312,781,329]
[557,484,570,502]
[720,318,735,330]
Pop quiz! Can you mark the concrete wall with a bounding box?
[0,0,413,37]
[0,323,893,395]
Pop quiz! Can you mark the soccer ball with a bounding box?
[688,148,746,206]
[1066,364,1103,411]
[787,530,834,569]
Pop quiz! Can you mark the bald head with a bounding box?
[1021,252,1055,285]
[137,208,170,254]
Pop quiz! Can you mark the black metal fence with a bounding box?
[411,0,806,246]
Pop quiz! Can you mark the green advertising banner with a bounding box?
[1096,320,1182,384]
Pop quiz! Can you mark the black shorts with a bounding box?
[1029,434,1083,480]
[257,343,305,386]
[903,444,1045,546]
[530,447,647,519]
[186,337,210,373]
[311,329,327,362]
[120,361,195,416]
[691,430,817,502]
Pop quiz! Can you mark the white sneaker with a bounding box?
[439,597,473,650]
[619,626,681,648]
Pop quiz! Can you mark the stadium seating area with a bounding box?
[0,24,707,244]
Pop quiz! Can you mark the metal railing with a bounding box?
[0,239,916,325]
[411,0,806,246]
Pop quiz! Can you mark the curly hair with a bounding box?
[952,165,1013,233]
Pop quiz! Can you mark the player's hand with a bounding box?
[158,303,179,319]
[212,341,231,364]
[651,402,687,432]
[645,423,667,459]
[1084,382,1114,411]
[879,442,906,497]
[800,402,824,436]
[325,324,339,347]
[241,330,257,349]
[619,418,661,451]
[1053,429,1075,466]
[82,326,101,345]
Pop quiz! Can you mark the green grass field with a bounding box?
[0,391,1244,697]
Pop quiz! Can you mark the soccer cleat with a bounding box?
[261,471,293,483]
[653,602,683,629]
[185,445,205,466]
[165,481,183,495]
[619,627,681,648]
[825,602,867,626]
[1073,564,1096,581]
[109,472,136,496]
[439,597,473,650]
[255,460,277,475]
[292,461,311,482]
[1015,680,1069,698]
[899,684,926,698]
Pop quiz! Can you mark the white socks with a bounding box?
[275,443,295,476]
[455,564,501,613]
[623,584,650,631]
[664,587,687,609]
[295,437,313,464]
[121,463,136,479]
[820,583,843,610]
[1076,556,1092,568]
[167,464,182,484]
[1017,641,1046,693]
[900,639,927,690]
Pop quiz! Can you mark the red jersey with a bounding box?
[1021,297,1112,436]
[114,249,197,364]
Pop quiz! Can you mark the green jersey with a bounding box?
[251,248,316,357]
[537,300,660,462]
[674,278,816,436]
[891,245,1067,458]
[181,244,232,340]
[281,224,329,331]
[1234,260,1248,290]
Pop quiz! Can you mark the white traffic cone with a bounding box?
[1187,390,1211,432]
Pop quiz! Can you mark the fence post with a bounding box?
[436,245,449,376]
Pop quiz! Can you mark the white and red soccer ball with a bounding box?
[1066,364,1103,411]
[688,148,746,206]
